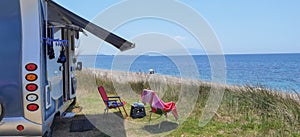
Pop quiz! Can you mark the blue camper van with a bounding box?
[0,0,134,136]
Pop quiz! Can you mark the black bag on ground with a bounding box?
[130,103,146,119]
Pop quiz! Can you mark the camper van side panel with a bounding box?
[20,0,43,124]
[0,0,23,118]
[0,0,43,136]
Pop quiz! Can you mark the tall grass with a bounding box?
[76,68,300,136]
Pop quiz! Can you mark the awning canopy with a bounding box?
[47,0,134,51]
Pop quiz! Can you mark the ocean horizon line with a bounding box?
[78,52,300,56]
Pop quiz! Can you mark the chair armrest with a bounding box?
[104,100,118,103]
[108,96,120,98]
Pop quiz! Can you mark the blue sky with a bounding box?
[54,0,300,55]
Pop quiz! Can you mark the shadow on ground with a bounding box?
[143,121,179,134]
[52,113,124,137]
[53,111,177,137]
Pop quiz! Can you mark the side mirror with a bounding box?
[76,62,82,71]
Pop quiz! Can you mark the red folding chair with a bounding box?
[98,86,128,118]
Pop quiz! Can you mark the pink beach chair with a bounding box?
[141,89,178,122]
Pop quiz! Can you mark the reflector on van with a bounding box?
[16,125,24,132]
[25,63,37,71]
[25,74,38,81]
[26,84,38,91]
[27,103,39,111]
[26,94,38,102]
[47,1,135,51]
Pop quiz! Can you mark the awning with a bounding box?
[47,0,135,51]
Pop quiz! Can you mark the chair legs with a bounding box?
[121,106,128,117]
[104,106,128,118]
[148,111,168,129]
[149,111,152,124]
[117,106,123,117]
[103,107,108,119]
[104,107,108,115]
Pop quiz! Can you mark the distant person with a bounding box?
[149,69,154,74]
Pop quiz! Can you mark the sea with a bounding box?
[78,53,300,92]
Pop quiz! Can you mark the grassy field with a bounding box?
[67,68,300,137]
